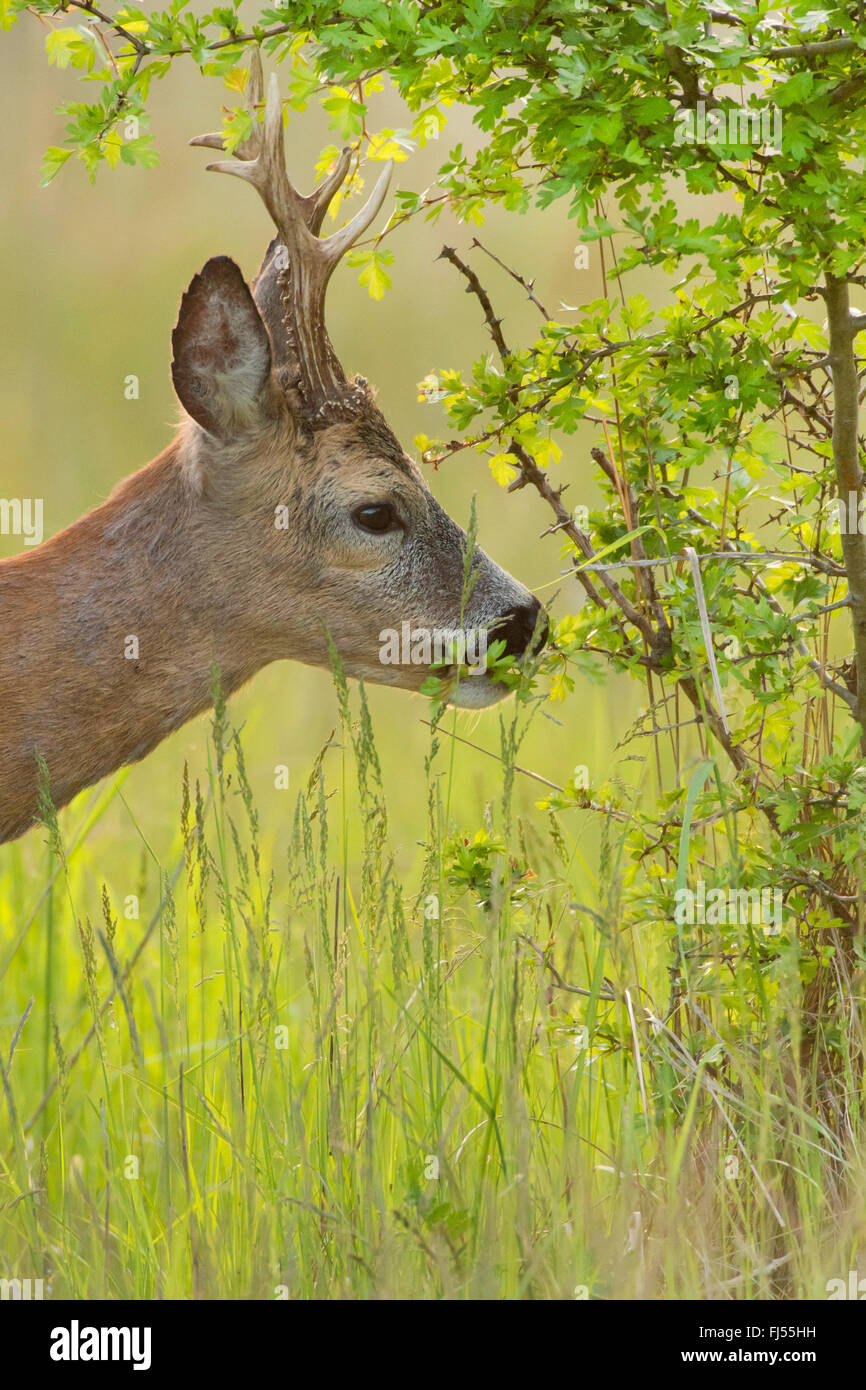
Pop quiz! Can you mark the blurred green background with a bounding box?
[0,20,640,884]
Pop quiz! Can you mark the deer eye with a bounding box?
[353,503,398,534]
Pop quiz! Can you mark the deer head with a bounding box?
[179,56,546,708]
[0,59,546,845]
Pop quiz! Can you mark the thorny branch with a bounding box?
[437,241,861,800]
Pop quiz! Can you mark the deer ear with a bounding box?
[171,256,273,439]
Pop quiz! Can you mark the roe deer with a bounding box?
[0,59,545,846]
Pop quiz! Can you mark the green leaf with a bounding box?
[489,452,518,486]
[40,146,73,186]
[348,247,394,300]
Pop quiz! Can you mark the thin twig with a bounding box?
[684,545,730,737]
[517,934,617,1001]
[470,237,552,321]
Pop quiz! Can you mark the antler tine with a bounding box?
[247,47,264,114]
[192,132,353,234]
[188,131,230,152]
[306,147,353,233]
[189,48,265,161]
[321,161,393,264]
[200,74,307,258]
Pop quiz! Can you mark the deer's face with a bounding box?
[172,256,546,706]
[265,420,544,706]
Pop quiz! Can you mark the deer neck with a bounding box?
[0,437,259,842]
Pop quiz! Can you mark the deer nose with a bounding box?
[495,598,548,658]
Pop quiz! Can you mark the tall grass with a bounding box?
[1,667,864,1301]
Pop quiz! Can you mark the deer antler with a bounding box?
[191,51,393,424]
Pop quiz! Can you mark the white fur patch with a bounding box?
[449,674,507,709]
